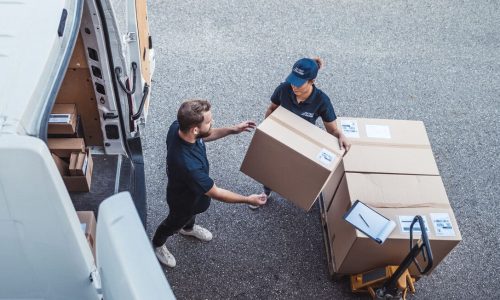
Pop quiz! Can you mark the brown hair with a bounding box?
[177,99,211,132]
[312,57,324,70]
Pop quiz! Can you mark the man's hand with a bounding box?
[232,121,257,134]
[203,121,257,142]
[247,193,267,207]
[339,134,351,152]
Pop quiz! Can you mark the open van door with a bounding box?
[0,135,174,299]
[105,0,154,131]
[97,192,174,300]
[125,0,154,125]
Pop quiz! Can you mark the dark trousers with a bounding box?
[152,211,196,248]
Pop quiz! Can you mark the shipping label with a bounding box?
[398,215,430,234]
[82,155,89,175]
[340,120,360,138]
[366,124,391,139]
[431,213,456,236]
[49,114,71,124]
[317,148,336,166]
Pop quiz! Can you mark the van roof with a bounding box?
[0,0,80,135]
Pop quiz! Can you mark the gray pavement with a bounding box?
[144,0,500,298]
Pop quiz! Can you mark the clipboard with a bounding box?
[343,200,396,244]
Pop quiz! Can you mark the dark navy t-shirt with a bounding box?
[165,120,214,214]
[271,82,336,124]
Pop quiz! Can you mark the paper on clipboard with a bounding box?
[344,200,396,244]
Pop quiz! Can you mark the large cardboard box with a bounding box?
[76,211,96,260]
[337,117,439,176]
[48,138,85,158]
[48,104,77,135]
[240,106,344,211]
[326,173,461,276]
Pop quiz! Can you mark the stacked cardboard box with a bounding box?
[48,104,93,192]
[324,117,461,276]
[48,104,78,135]
[241,109,461,277]
[51,148,93,192]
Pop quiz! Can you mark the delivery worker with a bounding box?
[153,99,267,267]
[250,57,351,209]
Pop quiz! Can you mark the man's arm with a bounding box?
[203,121,256,143]
[323,120,351,151]
[205,183,267,206]
[265,103,280,118]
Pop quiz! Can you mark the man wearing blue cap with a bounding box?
[249,57,350,209]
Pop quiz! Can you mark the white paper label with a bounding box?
[366,124,391,139]
[49,114,71,124]
[431,213,456,236]
[398,215,430,233]
[317,149,336,166]
[82,155,89,175]
[340,120,360,138]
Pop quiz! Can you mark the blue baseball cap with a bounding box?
[285,58,319,87]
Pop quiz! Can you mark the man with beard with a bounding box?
[153,99,267,267]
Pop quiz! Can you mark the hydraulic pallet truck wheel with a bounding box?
[350,215,433,299]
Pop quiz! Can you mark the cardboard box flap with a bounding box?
[259,108,344,172]
[337,117,431,147]
[343,145,439,175]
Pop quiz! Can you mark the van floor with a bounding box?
[70,154,132,216]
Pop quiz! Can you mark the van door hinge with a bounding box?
[123,32,137,43]
[90,268,103,295]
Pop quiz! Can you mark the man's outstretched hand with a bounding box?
[233,121,257,134]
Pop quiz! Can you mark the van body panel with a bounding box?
[0,135,98,299]
[0,0,82,137]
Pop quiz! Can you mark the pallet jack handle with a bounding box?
[378,215,434,297]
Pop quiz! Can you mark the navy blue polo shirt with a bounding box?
[271,82,336,124]
[165,121,214,214]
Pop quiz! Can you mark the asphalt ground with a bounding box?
[143,0,500,298]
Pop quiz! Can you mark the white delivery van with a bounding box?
[0,0,175,299]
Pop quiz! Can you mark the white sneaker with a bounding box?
[155,245,176,267]
[179,225,213,241]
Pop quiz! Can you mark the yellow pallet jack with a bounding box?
[350,215,433,299]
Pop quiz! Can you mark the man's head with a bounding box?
[177,99,213,138]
